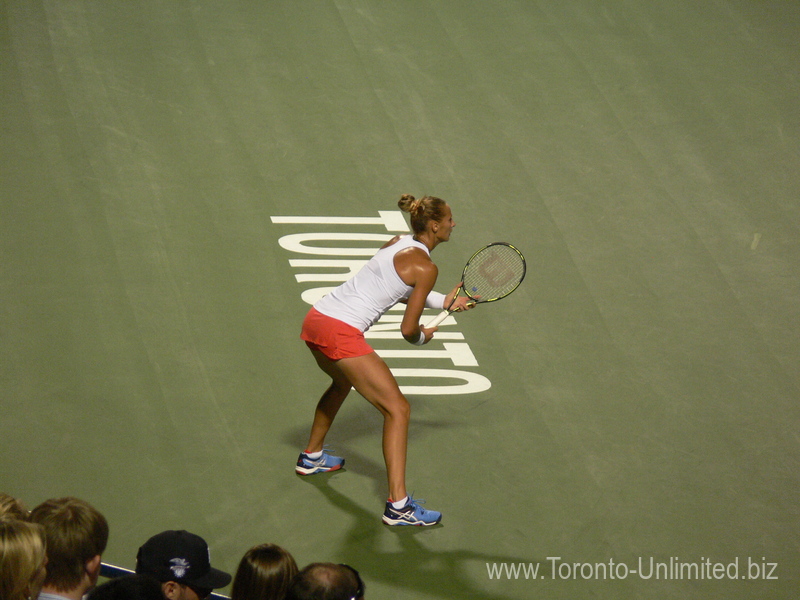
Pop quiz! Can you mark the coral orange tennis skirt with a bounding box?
[301,307,374,360]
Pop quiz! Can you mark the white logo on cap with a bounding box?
[170,558,191,578]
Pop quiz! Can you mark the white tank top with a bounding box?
[314,235,430,332]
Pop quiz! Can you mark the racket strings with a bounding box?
[463,244,525,300]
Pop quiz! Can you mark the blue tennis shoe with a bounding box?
[295,449,345,475]
[382,495,442,526]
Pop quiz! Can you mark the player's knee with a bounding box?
[328,375,352,394]
[332,380,352,395]
[388,396,410,421]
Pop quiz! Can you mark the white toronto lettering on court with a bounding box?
[271,211,491,395]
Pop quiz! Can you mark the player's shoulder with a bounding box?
[381,234,404,249]
[394,238,436,279]
[395,242,433,264]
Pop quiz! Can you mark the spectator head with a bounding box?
[0,493,30,521]
[287,563,364,600]
[230,543,298,600]
[30,497,109,594]
[0,518,48,600]
[135,530,231,600]
[87,575,165,600]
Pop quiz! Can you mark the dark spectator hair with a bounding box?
[87,575,164,600]
[231,543,298,600]
[30,497,109,591]
[287,563,364,600]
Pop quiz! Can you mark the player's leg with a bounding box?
[296,348,352,475]
[337,352,441,525]
[304,348,353,452]
[335,352,410,501]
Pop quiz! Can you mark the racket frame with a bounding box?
[424,242,525,328]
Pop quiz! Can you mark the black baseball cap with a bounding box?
[135,530,231,589]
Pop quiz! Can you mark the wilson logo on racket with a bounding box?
[475,254,519,289]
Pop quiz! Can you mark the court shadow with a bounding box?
[301,477,538,600]
[284,410,458,500]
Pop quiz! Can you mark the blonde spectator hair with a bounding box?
[0,519,47,600]
[0,493,29,521]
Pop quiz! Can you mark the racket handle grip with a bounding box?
[424,310,450,328]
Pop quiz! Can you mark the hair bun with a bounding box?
[398,193,417,213]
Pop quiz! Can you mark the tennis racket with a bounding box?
[425,242,526,328]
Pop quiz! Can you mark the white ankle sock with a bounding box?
[391,496,409,509]
[305,450,323,459]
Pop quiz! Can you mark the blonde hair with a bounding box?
[397,194,449,235]
[0,494,29,521]
[231,543,298,600]
[0,519,47,600]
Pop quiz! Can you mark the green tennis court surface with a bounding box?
[2,2,798,598]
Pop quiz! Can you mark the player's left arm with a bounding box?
[401,261,438,345]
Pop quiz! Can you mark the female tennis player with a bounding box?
[296,194,474,526]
